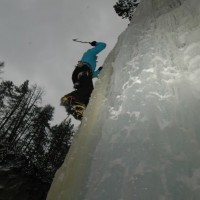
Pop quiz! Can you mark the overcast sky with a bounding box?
[0,0,128,125]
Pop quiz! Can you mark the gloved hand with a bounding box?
[90,41,97,46]
[74,82,80,89]
[98,66,103,71]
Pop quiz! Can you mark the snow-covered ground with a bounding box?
[47,0,200,199]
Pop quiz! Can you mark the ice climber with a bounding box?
[60,41,106,120]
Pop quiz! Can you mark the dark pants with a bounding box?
[69,67,94,105]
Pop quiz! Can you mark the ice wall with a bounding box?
[47,0,200,199]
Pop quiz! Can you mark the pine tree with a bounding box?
[0,81,44,145]
[0,61,4,79]
[0,81,14,118]
[24,105,54,161]
[0,79,75,184]
[0,80,30,139]
[113,0,140,21]
[44,119,74,180]
[0,61,4,67]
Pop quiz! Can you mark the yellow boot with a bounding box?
[60,95,86,120]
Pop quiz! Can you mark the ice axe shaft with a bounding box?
[73,38,90,44]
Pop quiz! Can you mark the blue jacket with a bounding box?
[81,42,106,78]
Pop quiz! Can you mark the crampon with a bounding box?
[60,95,86,120]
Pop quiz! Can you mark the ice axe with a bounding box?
[73,38,90,44]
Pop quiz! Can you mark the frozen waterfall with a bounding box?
[47,0,200,199]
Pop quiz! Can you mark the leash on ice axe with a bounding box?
[73,38,91,44]
[73,39,97,47]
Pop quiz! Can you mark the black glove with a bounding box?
[90,41,97,46]
[98,66,103,71]
[74,82,80,89]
